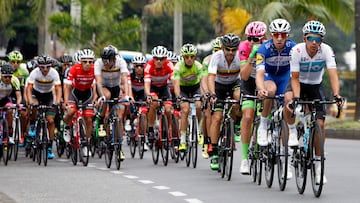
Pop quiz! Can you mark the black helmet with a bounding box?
[1,63,14,75]
[221,33,240,48]
[100,46,116,60]
[37,55,53,65]
[59,54,73,63]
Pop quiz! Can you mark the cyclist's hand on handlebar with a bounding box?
[257,89,268,99]
[334,95,345,107]
[97,96,106,104]
[210,94,217,104]
[146,95,152,103]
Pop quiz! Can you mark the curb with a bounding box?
[326,129,360,140]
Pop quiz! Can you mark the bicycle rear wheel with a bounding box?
[256,147,263,185]
[137,114,147,159]
[294,146,307,194]
[277,120,288,191]
[224,119,234,181]
[265,127,275,188]
[170,114,179,163]
[114,119,121,170]
[249,121,259,182]
[191,116,198,168]
[160,115,169,166]
[2,120,10,165]
[42,123,48,167]
[79,119,89,166]
[13,118,20,161]
[105,137,113,168]
[70,128,78,165]
[152,130,160,165]
[310,121,324,197]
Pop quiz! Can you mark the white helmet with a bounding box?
[302,20,326,36]
[269,18,291,33]
[131,55,147,64]
[151,46,168,58]
[79,48,95,59]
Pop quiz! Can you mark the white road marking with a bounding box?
[138,180,154,184]
[123,175,138,179]
[169,191,187,197]
[185,198,203,203]
[153,186,170,190]
[97,167,109,171]
[110,170,124,174]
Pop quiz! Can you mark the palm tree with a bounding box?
[0,0,18,26]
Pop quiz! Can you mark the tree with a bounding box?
[355,0,360,120]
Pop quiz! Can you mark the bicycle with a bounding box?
[0,106,15,166]
[181,95,201,168]
[54,104,66,158]
[91,101,107,159]
[68,101,93,166]
[31,104,54,167]
[103,98,127,170]
[260,95,289,191]
[291,98,341,197]
[11,105,22,161]
[211,97,238,181]
[128,101,148,159]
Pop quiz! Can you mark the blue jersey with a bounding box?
[255,39,296,75]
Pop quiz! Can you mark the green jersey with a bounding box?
[13,63,29,87]
[173,60,205,86]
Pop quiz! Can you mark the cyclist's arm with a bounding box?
[328,68,340,97]
[240,60,253,81]
[291,72,300,98]
[26,83,34,105]
[54,84,62,104]
[208,74,216,95]
[255,69,266,97]
[63,83,71,105]
[15,90,22,105]
[200,74,209,95]
[121,72,129,96]
[95,75,104,97]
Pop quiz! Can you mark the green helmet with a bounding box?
[180,43,197,56]
[8,50,23,61]
[212,37,222,50]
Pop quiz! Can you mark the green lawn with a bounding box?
[325,118,360,129]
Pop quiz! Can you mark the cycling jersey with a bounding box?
[64,63,95,91]
[129,72,144,92]
[0,77,20,99]
[27,67,61,93]
[173,60,205,86]
[256,39,296,75]
[208,50,241,85]
[94,57,128,88]
[238,40,256,78]
[13,63,29,87]
[290,42,336,85]
[144,60,174,87]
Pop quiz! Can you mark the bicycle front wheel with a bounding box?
[137,114,147,159]
[152,130,160,165]
[294,146,307,194]
[264,127,275,188]
[191,116,198,168]
[224,119,234,181]
[13,118,20,161]
[114,119,121,170]
[277,120,289,191]
[310,121,324,197]
[2,119,10,165]
[170,114,179,163]
[42,122,48,167]
[160,115,169,166]
[79,119,89,166]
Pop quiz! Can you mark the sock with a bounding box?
[242,143,249,160]
[180,131,186,144]
[260,116,268,126]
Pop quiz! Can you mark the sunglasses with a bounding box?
[2,75,12,79]
[306,36,322,43]
[272,32,288,39]
[11,61,20,64]
[82,60,94,64]
[153,57,166,61]
[39,65,51,69]
[183,55,195,59]
[247,36,262,42]
[224,47,237,52]
[135,64,144,68]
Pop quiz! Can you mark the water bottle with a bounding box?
[303,128,309,152]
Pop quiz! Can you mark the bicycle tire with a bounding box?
[249,119,259,182]
[137,114,147,159]
[2,119,10,165]
[104,129,113,168]
[160,115,169,166]
[224,118,234,181]
[13,118,20,161]
[129,132,136,158]
[219,124,227,178]
[191,115,198,168]
[79,119,89,166]
[170,114,179,163]
[42,122,48,167]
[256,147,263,185]
[310,121,324,197]
[277,120,288,191]
[114,119,121,170]
[70,127,77,165]
[152,130,160,165]
[55,131,65,158]
[294,145,307,194]
[35,122,42,166]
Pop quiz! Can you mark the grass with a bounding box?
[325,118,360,129]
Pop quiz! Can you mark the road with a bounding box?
[0,138,359,203]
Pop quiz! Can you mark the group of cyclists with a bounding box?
[0,18,344,188]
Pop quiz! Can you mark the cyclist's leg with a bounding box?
[179,101,190,150]
[147,92,159,141]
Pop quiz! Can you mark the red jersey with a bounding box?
[144,60,173,87]
[64,63,95,91]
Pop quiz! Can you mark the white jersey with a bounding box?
[290,43,336,85]
[27,67,61,93]
[94,57,129,88]
[208,50,241,85]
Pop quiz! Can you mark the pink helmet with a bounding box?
[245,21,267,37]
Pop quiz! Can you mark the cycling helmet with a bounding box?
[269,18,291,33]
[166,51,178,63]
[37,55,53,65]
[180,44,197,56]
[151,46,168,58]
[131,55,147,64]
[72,50,81,63]
[8,50,23,61]
[100,46,117,60]
[1,63,14,75]
[212,37,222,50]
[302,20,326,36]
[59,54,72,63]
[221,33,241,47]
[79,48,95,59]
[245,21,267,37]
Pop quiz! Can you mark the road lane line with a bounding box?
[123,175,138,179]
[169,191,187,197]
[110,170,124,174]
[138,180,154,184]
[153,186,170,190]
[185,199,203,203]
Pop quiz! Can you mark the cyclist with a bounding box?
[144,45,174,144]
[166,50,179,99]
[283,20,344,184]
[201,37,222,159]
[0,64,22,144]
[63,49,98,156]
[207,33,241,170]
[26,55,62,159]
[256,18,296,146]
[173,43,207,152]
[129,55,146,101]
[94,45,129,160]
[238,21,267,174]
[58,53,73,83]
[8,50,29,146]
